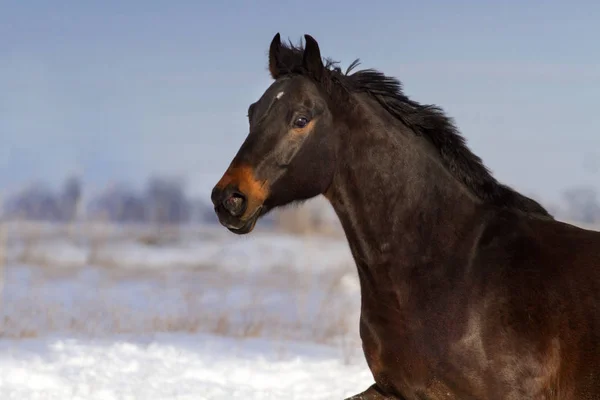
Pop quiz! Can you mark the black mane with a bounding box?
[272,39,552,218]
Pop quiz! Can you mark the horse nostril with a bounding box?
[222,192,247,217]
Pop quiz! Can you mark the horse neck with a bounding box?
[325,98,484,276]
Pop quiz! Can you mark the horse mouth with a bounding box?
[225,206,263,235]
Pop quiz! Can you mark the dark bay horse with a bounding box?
[211,33,600,399]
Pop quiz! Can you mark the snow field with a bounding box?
[0,227,373,399]
[0,333,373,400]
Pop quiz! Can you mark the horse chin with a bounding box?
[226,206,262,235]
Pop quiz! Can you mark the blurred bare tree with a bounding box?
[4,183,62,221]
[87,184,147,223]
[145,176,190,226]
[60,175,82,223]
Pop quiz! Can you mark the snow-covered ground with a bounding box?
[2,224,352,273]
[0,333,373,400]
[1,230,359,340]
[0,225,372,399]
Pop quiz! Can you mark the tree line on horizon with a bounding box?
[0,176,222,226]
[1,176,599,227]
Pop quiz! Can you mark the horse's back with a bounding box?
[474,212,600,398]
[533,218,600,399]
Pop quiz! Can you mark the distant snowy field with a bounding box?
[0,224,373,399]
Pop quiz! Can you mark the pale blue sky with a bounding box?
[1,1,599,205]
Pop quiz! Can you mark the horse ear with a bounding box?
[302,34,324,80]
[268,33,282,79]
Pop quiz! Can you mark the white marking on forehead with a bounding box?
[275,91,285,100]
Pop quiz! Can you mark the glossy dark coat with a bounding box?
[211,33,600,399]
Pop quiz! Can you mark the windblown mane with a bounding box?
[273,39,552,218]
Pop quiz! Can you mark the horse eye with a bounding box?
[294,117,309,128]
